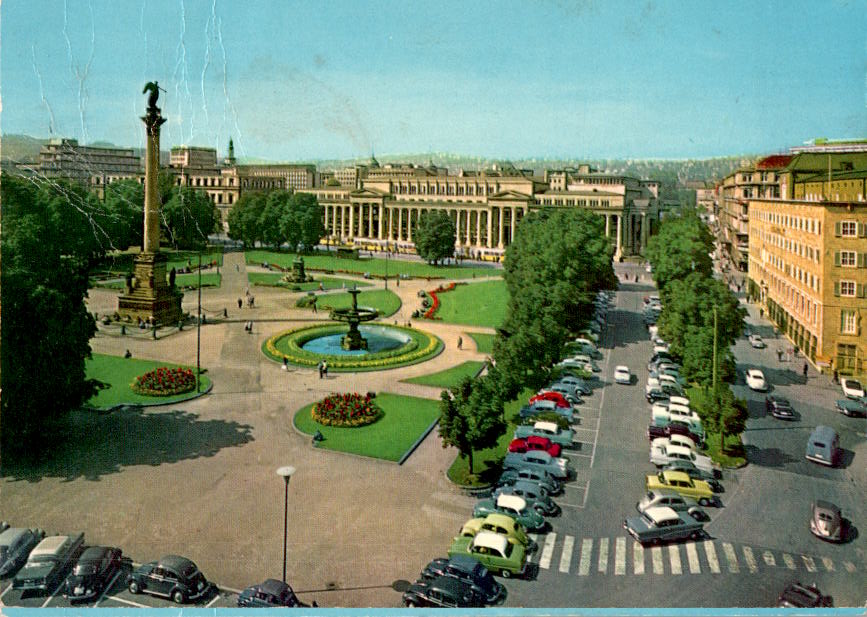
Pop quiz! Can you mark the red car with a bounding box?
[646,421,703,446]
[529,391,571,409]
[508,436,562,457]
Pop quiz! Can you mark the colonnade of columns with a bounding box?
[323,203,651,255]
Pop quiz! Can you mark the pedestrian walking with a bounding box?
[282,356,288,371]
[323,360,328,378]
[833,369,839,383]
[312,299,318,313]
[223,307,228,318]
[318,361,324,379]
[457,336,462,350]
[235,263,239,272]
[250,296,255,307]
[803,363,808,379]
[238,298,243,309]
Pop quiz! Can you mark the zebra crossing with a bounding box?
[526,533,860,578]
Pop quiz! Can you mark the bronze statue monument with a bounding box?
[116,82,183,325]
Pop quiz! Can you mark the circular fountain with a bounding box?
[330,287,378,350]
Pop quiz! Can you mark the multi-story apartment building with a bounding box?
[39,138,141,184]
[748,173,867,377]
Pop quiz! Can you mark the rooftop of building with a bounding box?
[756,154,794,169]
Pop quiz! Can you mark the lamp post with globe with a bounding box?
[276,466,296,584]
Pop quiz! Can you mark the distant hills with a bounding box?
[2,133,747,185]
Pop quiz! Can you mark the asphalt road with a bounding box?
[500,263,866,608]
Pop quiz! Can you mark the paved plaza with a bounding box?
[1,251,498,607]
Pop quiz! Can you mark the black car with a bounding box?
[421,555,503,604]
[127,555,212,604]
[662,460,723,491]
[238,578,307,607]
[403,575,485,608]
[777,582,833,607]
[766,395,795,420]
[64,546,123,603]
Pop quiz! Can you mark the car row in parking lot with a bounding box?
[402,290,616,607]
[0,524,308,608]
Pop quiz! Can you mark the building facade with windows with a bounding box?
[39,138,142,183]
[748,194,867,376]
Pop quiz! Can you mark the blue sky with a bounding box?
[2,0,865,160]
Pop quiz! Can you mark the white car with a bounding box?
[841,378,865,399]
[652,403,701,425]
[748,334,766,349]
[745,369,767,391]
[650,444,719,476]
[653,344,671,355]
[614,366,631,385]
[651,434,698,451]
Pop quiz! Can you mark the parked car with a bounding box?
[448,531,527,578]
[403,575,485,608]
[776,582,833,608]
[493,481,560,516]
[0,522,8,534]
[650,433,699,451]
[651,408,705,441]
[646,421,704,447]
[544,383,582,405]
[554,375,593,395]
[472,494,546,532]
[528,392,572,409]
[651,403,701,426]
[841,377,865,399]
[13,533,85,594]
[557,356,599,373]
[518,400,573,423]
[645,470,715,506]
[745,368,768,391]
[835,398,867,417]
[651,444,720,478]
[507,436,562,457]
[749,334,766,348]
[503,450,570,479]
[460,513,531,548]
[765,395,795,420]
[623,506,705,545]
[514,421,574,449]
[661,460,722,491]
[805,425,840,467]
[637,489,707,521]
[498,467,561,495]
[64,546,123,603]
[127,555,213,604]
[0,528,45,577]
[614,365,632,384]
[238,579,306,607]
[810,500,844,542]
[646,387,674,403]
[421,555,503,604]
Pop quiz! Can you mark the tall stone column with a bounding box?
[407,209,413,243]
[641,213,648,253]
[398,208,403,241]
[377,204,384,240]
[487,209,492,248]
[142,112,165,253]
[465,209,471,247]
[475,211,482,247]
[615,214,622,256]
[497,208,504,248]
[387,206,393,241]
[605,214,610,238]
[509,207,516,246]
[349,204,355,240]
[368,204,374,239]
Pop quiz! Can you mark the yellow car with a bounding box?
[645,470,715,506]
[460,514,531,548]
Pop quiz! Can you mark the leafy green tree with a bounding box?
[1,174,98,462]
[414,210,455,264]
[438,375,506,475]
[32,179,109,264]
[161,187,220,249]
[645,211,714,292]
[720,394,749,452]
[493,208,616,399]
[102,179,144,251]
[227,192,265,247]
[280,192,325,252]
[260,192,288,248]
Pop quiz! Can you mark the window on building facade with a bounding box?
[840,221,857,237]
[840,280,856,296]
[838,251,857,267]
[840,310,857,334]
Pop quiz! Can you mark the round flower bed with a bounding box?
[312,392,383,427]
[263,323,443,372]
[131,366,196,396]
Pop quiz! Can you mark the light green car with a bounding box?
[459,513,531,548]
[448,531,527,578]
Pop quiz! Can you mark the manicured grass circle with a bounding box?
[263,323,442,372]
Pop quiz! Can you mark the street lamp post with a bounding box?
[276,466,296,584]
[196,251,202,392]
[384,241,389,290]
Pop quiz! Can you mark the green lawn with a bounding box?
[467,332,496,354]
[446,387,533,486]
[293,393,440,461]
[248,272,371,290]
[86,353,211,409]
[94,273,221,290]
[246,249,501,280]
[433,280,508,328]
[90,248,224,278]
[403,361,485,388]
[313,289,402,317]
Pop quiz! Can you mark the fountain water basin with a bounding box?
[301,325,411,356]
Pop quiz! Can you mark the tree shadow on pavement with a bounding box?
[743,444,796,468]
[1,407,254,482]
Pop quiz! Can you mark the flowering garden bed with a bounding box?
[131,367,196,396]
[423,282,462,319]
[312,392,383,427]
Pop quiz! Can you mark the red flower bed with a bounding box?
[312,392,383,427]
[423,282,459,319]
[131,367,196,396]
